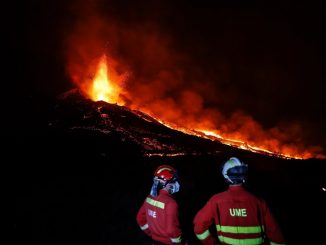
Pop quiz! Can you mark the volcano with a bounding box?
[48,89,263,159]
[13,90,326,245]
[45,89,306,160]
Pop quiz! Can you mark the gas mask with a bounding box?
[150,178,180,196]
[167,181,180,194]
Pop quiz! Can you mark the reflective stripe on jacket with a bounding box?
[193,185,285,245]
[137,189,183,244]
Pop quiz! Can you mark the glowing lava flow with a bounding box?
[196,130,297,159]
[142,116,301,159]
[85,55,311,160]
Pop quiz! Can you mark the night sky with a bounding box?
[15,0,326,155]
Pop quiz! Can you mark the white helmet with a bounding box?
[222,157,248,184]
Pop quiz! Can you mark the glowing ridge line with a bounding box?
[141,113,301,160]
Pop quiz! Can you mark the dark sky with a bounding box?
[15,0,326,155]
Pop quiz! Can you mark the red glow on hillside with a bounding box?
[64,3,325,159]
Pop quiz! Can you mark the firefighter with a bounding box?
[137,165,184,245]
[193,157,285,245]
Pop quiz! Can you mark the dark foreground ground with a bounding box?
[12,128,326,245]
[10,97,326,245]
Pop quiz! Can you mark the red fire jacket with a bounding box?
[137,189,183,245]
[193,185,285,245]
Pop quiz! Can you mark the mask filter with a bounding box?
[168,181,180,194]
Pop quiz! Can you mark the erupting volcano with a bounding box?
[68,54,324,160]
[16,2,326,245]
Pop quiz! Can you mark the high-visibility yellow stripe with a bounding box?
[140,223,149,230]
[146,197,165,209]
[171,236,182,243]
[270,242,285,245]
[216,225,264,234]
[196,229,211,240]
[218,235,263,245]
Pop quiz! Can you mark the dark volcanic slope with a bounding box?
[50,89,238,156]
[13,90,326,245]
